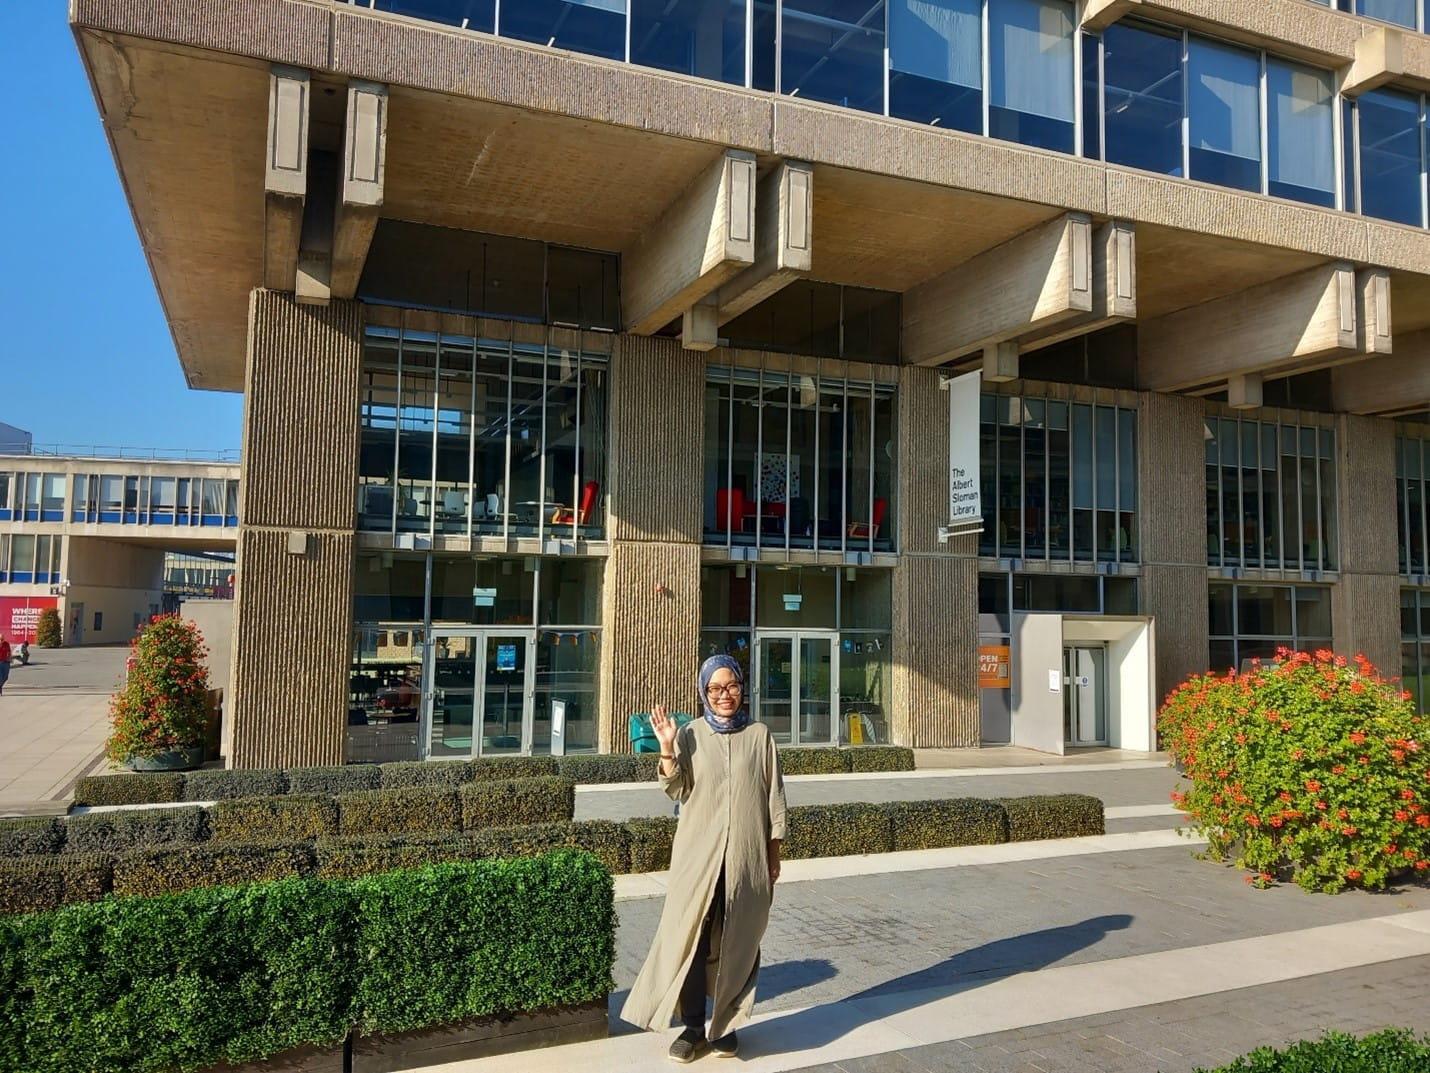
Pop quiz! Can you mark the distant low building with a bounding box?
[0,424,31,456]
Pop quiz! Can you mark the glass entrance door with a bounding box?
[1063,646,1107,745]
[424,630,534,758]
[755,631,838,745]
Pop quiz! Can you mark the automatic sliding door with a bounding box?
[758,636,794,744]
[798,635,833,745]
[427,633,478,759]
[481,634,530,755]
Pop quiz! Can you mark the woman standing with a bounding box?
[622,654,787,1062]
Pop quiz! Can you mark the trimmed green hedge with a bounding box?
[0,854,112,915]
[285,764,381,796]
[64,806,208,855]
[210,794,338,843]
[72,773,184,807]
[998,794,1104,842]
[1195,1029,1430,1072]
[469,821,631,875]
[112,840,316,897]
[886,798,1008,851]
[778,748,851,776]
[558,754,638,784]
[336,787,462,837]
[379,759,473,789]
[625,816,679,873]
[633,754,663,782]
[459,777,575,831]
[0,817,64,858]
[314,832,474,880]
[784,803,894,860]
[468,756,559,781]
[183,767,288,801]
[847,746,916,773]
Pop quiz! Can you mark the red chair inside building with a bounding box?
[715,487,746,533]
[847,497,888,539]
[552,480,601,525]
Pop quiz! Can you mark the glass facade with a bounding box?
[1208,582,1333,673]
[703,366,896,553]
[1311,0,1424,30]
[1205,416,1337,572]
[1402,588,1430,712]
[719,281,901,362]
[1396,435,1430,575]
[0,533,64,585]
[358,328,609,541]
[0,469,237,529]
[979,393,1137,563]
[1346,88,1425,228]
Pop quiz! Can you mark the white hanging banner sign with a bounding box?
[939,370,984,543]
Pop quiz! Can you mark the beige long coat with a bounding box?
[621,718,787,1040]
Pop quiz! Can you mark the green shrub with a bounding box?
[778,747,850,776]
[380,759,473,789]
[105,614,212,766]
[625,816,679,873]
[885,798,1008,851]
[633,754,663,782]
[285,764,381,796]
[72,772,184,807]
[183,767,288,801]
[210,794,338,842]
[0,817,64,858]
[351,851,615,1035]
[460,777,575,831]
[469,821,631,874]
[847,745,916,773]
[467,756,559,781]
[1160,649,1430,892]
[112,840,315,897]
[336,787,461,837]
[314,832,477,880]
[998,794,1105,842]
[16,877,356,1072]
[64,806,208,855]
[1194,1028,1430,1072]
[557,754,639,784]
[0,854,112,915]
[35,607,61,648]
[784,803,895,860]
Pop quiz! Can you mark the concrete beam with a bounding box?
[1081,0,1141,32]
[330,79,387,299]
[983,342,1020,383]
[623,149,757,335]
[715,161,814,324]
[1332,328,1430,414]
[264,65,308,293]
[295,150,336,306]
[903,213,1094,368]
[1017,220,1137,354]
[682,296,718,351]
[1227,373,1263,410]
[1357,267,1393,355]
[1342,25,1405,97]
[1138,262,1360,393]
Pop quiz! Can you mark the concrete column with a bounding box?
[230,290,364,768]
[1332,414,1401,675]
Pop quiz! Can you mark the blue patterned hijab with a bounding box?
[698,654,752,734]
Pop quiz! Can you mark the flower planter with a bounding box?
[126,745,207,772]
[351,998,608,1072]
[200,1041,346,1073]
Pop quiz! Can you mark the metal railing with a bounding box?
[11,444,241,464]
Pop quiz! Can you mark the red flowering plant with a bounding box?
[105,614,213,764]
[1159,648,1430,894]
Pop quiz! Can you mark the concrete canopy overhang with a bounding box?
[72,0,1430,403]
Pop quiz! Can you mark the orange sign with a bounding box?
[979,645,1010,689]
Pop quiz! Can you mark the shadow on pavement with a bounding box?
[608,957,840,1035]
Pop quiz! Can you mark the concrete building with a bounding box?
[66,0,1430,769]
[0,426,31,457]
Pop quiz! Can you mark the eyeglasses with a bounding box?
[705,682,743,699]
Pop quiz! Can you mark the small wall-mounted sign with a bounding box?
[472,587,497,608]
[978,645,1010,689]
[782,593,803,612]
[1047,669,1061,693]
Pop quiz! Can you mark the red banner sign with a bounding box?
[0,597,58,643]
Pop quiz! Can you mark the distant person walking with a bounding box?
[0,636,10,695]
[622,654,787,1063]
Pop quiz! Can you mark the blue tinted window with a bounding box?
[752,0,775,91]
[1343,97,1358,214]
[781,0,886,114]
[1267,61,1335,208]
[888,0,982,134]
[1081,32,1100,160]
[630,0,746,85]
[1188,38,1260,192]
[361,0,495,33]
[1357,0,1417,28]
[500,0,626,62]
[989,0,1075,153]
[1102,21,1183,176]
[1358,89,1424,227]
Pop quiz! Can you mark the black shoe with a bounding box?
[668,1027,708,1063]
[711,1031,738,1057]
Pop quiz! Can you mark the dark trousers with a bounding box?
[679,868,726,1032]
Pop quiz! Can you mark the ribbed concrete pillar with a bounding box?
[1138,392,1210,698]
[600,335,705,751]
[231,290,363,767]
[1333,414,1400,675]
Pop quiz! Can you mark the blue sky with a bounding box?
[0,4,244,456]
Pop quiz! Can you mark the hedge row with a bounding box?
[0,852,615,1073]
[0,794,1103,913]
[70,745,917,807]
[1194,1029,1430,1073]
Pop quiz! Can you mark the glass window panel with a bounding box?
[1343,97,1359,214]
[1188,39,1262,192]
[359,222,547,321]
[630,0,747,85]
[1209,639,1236,674]
[1358,89,1423,227]
[546,247,620,330]
[752,0,776,90]
[1294,586,1332,638]
[1104,576,1137,614]
[11,535,35,575]
[1405,642,1426,714]
[0,473,8,510]
[499,0,627,62]
[1267,61,1335,207]
[1403,588,1418,636]
[702,564,754,626]
[840,569,893,629]
[841,288,902,362]
[23,473,39,510]
[989,0,1076,153]
[755,566,837,628]
[1238,585,1293,636]
[1209,582,1234,636]
[889,0,983,132]
[535,631,600,753]
[1081,32,1101,160]
[366,1,495,33]
[781,0,887,114]
[538,559,603,625]
[1117,408,1136,560]
[1071,402,1094,560]
[1102,21,1184,176]
[40,473,66,512]
[1357,0,1418,27]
